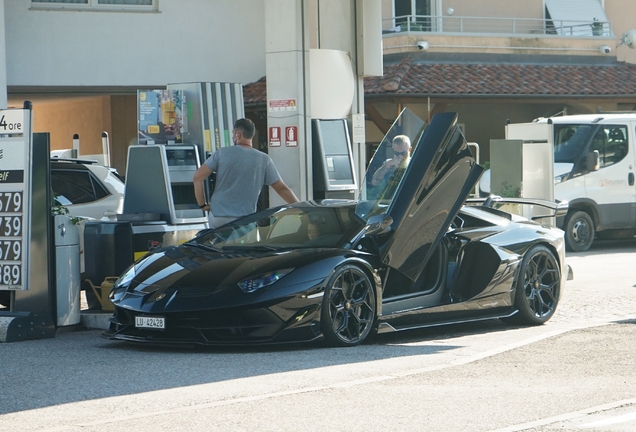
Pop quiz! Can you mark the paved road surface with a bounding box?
[0,238,634,431]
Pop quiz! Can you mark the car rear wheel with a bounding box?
[508,245,561,325]
[321,264,376,347]
[565,210,594,252]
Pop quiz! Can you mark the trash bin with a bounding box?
[54,215,81,326]
[83,221,134,310]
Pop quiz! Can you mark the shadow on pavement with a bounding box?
[0,319,513,415]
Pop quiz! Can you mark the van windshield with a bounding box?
[554,125,592,163]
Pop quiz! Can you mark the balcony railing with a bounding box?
[383,15,612,37]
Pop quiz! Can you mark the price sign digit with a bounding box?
[12,241,20,261]
[12,216,21,237]
[13,192,22,212]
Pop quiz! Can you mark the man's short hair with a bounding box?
[392,135,411,148]
[234,118,256,139]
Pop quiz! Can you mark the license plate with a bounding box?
[135,316,165,329]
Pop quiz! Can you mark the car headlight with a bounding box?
[238,268,294,293]
[115,264,136,288]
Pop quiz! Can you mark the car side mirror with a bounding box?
[365,214,393,235]
[585,150,599,171]
[555,200,569,218]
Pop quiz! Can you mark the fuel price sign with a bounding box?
[0,108,31,291]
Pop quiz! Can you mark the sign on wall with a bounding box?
[269,126,281,147]
[285,126,298,147]
[268,99,297,112]
[138,90,185,145]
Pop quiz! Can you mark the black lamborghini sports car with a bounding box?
[104,111,571,347]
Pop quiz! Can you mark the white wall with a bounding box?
[0,0,7,108]
[4,0,266,87]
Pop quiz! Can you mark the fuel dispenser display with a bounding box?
[311,119,357,200]
[123,144,207,225]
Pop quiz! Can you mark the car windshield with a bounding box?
[356,108,428,221]
[192,205,362,250]
[554,124,592,163]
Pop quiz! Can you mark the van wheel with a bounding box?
[565,211,594,252]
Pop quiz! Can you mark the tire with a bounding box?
[508,245,561,325]
[564,210,595,252]
[321,264,376,347]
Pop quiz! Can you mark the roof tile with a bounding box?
[243,57,636,104]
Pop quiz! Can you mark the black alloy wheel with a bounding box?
[508,245,561,325]
[321,264,376,347]
[565,210,595,252]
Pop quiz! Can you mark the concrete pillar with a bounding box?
[264,0,312,205]
[264,0,381,206]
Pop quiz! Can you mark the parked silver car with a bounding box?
[51,158,124,220]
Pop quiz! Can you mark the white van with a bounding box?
[479,114,636,251]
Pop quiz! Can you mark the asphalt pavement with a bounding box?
[0,238,634,431]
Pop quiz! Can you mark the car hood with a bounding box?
[380,112,483,281]
[123,244,338,293]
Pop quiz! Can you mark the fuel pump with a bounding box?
[311,118,357,200]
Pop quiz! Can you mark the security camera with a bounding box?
[600,45,612,54]
[417,41,429,50]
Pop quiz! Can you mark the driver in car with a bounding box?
[371,135,412,187]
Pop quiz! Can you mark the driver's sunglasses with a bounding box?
[393,150,408,157]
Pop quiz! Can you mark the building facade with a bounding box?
[3,0,636,172]
[361,0,636,162]
[3,0,266,172]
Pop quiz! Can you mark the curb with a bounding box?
[80,311,112,330]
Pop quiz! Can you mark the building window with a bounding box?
[394,0,432,31]
[31,0,157,12]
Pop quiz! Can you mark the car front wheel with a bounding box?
[321,264,376,347]
[508,245,561,325]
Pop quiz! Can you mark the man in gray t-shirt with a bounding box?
[193,118,299,228]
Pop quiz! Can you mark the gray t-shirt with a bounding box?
[204,145,281,217]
